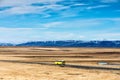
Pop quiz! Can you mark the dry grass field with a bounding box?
[0,47,119,80]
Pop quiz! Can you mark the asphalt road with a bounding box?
[0,60,120,71]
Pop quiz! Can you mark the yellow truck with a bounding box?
[55,60,65,67]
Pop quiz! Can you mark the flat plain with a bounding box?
[0,47,119,80]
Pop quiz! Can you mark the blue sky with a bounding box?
[0,0,120,43]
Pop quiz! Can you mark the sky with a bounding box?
[0,0,120,43]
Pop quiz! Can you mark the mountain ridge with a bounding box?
[1,40,120,48]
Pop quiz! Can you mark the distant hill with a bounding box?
[15,40,120,48]
[1,40,120,47]
[0,43,14,46]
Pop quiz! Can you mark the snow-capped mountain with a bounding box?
[16,40,120,48]
[0,40,120,47]
[0,43,14,46]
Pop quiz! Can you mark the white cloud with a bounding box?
[86,5,109,10]
[0,6,41,15]
[40,18,120,29]
[0,0,68,16]
[0,0,69,16]
[0,0,63,7]
[45,4,69,11]
[73,3,87,6]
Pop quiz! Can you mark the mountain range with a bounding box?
[1,40,120,48]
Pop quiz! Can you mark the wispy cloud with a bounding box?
[32,18,120,29]
[0,0,118,17]
[73,3,87,6]
[0,6,43,15]
[0,4,68,15]
[86,5,109,10]
[0,0,63,7]
[0,0,67,16]
[0,0,120,42]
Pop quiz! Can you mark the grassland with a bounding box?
[0,47,119,80]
